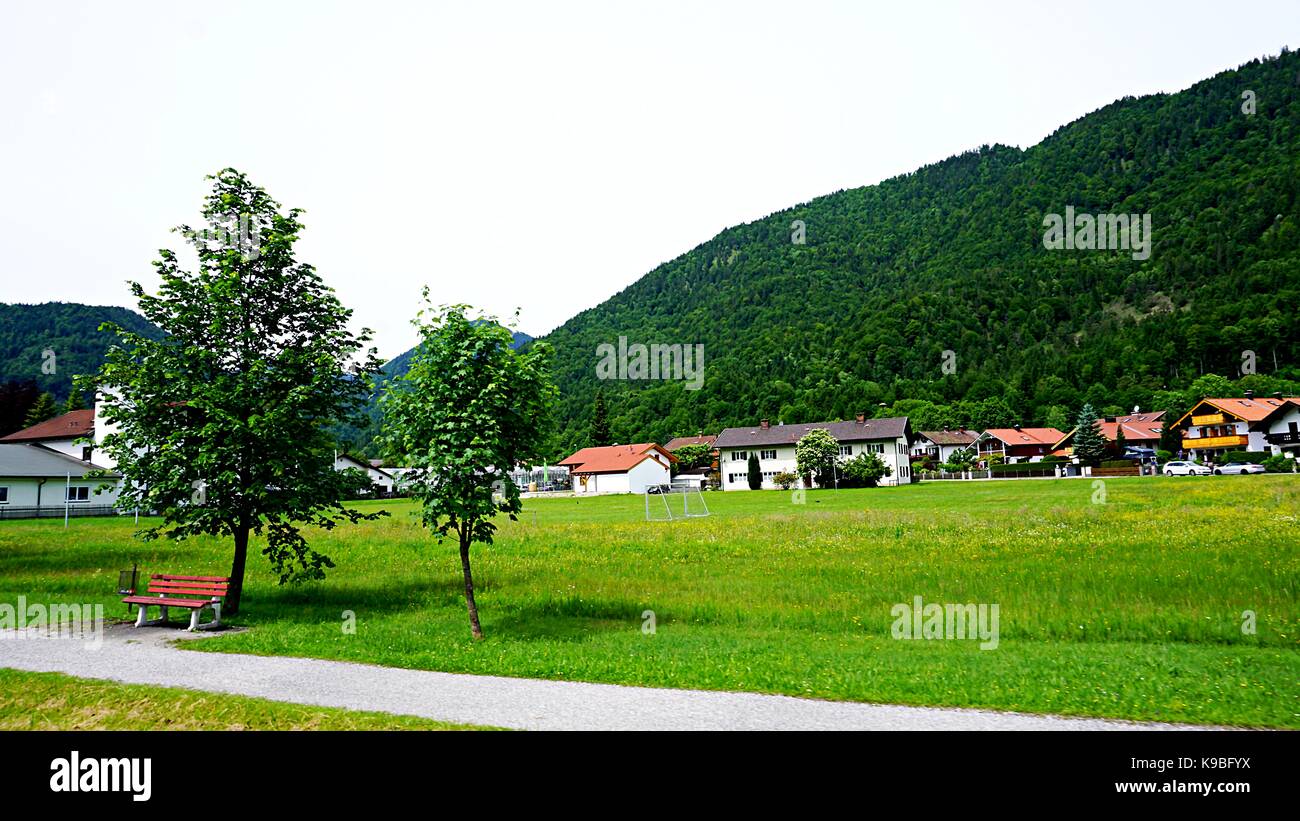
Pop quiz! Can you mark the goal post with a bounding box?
[643,483,710,521]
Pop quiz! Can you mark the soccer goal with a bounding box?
[644,483,710,522]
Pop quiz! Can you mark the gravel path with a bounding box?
[0,623,1211,731]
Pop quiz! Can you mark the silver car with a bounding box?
[1164,460,1212,476]
[1213,462,1266,475]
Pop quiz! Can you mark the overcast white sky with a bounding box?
[1,1,1296,359]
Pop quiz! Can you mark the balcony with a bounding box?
[1191,413,1227,425]
[1183,434,1248,449]
[1265,432,1300,446]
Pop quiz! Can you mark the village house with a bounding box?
[558,443,676,494]
[713,415,912,490]
[1051,409,1165,458]
[0,409,97,462]
[333,453,396,495]
[1172,392,1300,461]
[911,428,979,463]
[970,426,1067,463]
[0,443,121,514]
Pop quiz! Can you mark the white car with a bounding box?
[1213,462,1266,475]
[1164,460,1211,476]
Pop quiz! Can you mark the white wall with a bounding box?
[719,438,911,490]
[571,455,670,495]
[0,477,121,509]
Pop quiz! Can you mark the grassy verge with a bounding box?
[0,668,489,730]
[2,475,1297,727]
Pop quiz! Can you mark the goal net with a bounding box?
[644,483,710,522]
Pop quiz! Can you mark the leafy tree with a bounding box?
[88,168,384,616]
[590,389,610,446]
[0,379,40,437]
[1044,405,1071,433]
[22,392,57,427]
[1113,423,1127,456]
[671,442,711,471]
[384,301,556,639]
[63,391,86,413]
[747,453,762,489]
[841,451,892,487]
[795,429,839,488]
[1072,404,1107,466]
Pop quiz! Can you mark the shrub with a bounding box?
[1100,459,1137,468]
[1262,454,1297,473]
[1219,450,1270,464]
[1156,449,1172,464]
[772,471,798,490]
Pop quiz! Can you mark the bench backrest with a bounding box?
[145,574,230,600]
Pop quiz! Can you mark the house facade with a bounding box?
[713,415,912,490]
[1051,410,1164,458]
[558,443,675,494]
[0,409,96,462]
[0,443,122,512]
[1172,393,1300,461]
[972,427,1067,463]
[911,429,979,463]
[333,453,395,494]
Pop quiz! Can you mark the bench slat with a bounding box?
[122,596,213,609]
[145,588,227,598]
[152,574,231,583]
[147,580,228,591]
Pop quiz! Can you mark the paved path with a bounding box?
[0,623,1211,731]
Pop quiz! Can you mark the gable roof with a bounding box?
[0,443,118,478]
[336,453,394,479]
[979,428,1066,447]
[916,429,979,446]
[664,435,717,451]
[0,409,94,443]
[1172,396,1300,428]
[558,443,676,475]
[1053,413,1165,449]
[715,417,909,449]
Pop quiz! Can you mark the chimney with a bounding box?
[1244,390,1254,400]
[1273,391,1283,400]
[1013,423,1021,431]
[856,412,866,423]
[1132,405,1140,414]
[942,425,949,432]
[760,419,770,430]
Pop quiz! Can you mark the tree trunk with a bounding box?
[458,532,483,640]
[226,522,250,617]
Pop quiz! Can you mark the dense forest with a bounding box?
[532,50,1300,459]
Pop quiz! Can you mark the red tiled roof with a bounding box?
[558,443,676,475]
[1174,397,1300,426]
[982,428,1066,446]
[0,409,94,443]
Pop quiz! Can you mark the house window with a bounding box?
[81,446,93,462]
[760,449,776,460]
[731,451,747,462]
[0,487,8,504]
[66,486,90,503]
[839,445,853,456]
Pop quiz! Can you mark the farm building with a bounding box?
[558,443,675,494]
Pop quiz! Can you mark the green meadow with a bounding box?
[2,476,1297,727]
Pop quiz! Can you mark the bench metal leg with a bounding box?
[134,603,171,627]
[192,601,222,631]
[135,605,147,627]
[188,609,200,631]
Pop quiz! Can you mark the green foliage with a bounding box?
[772,470,798,490]
[1219,450,1270,464]
[746,453,762,489]
[1072,404,1107,466]
[840,451,893,487]
[0,380,40,437]
[795,429,839,487]
[590,389,610,447]
[383,300,556,638]
[87,169,384,613]
[22,392,57,427]
[1262,454,1296,473]
[671,443,711,471]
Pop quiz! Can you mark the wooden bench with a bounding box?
[122,574,229,631]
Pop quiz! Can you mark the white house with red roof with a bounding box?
[557,443,676,494]
[1171,392,1300,461]
[971,426,1067,463]
[1050,410,1165,457]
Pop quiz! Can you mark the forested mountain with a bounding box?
[536,49,1300,458]
[0,302,161,404]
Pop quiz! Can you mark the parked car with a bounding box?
[1213,462,1266,475]
[1164,460,1212,476]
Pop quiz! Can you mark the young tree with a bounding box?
[795,428,839,488]
[384,301,555,639]
[590,389,610,446]
[64,391,86,413]
[1113,423,1127,457]
[772,471,798,490]
[1072,403,1107,466]
[747,453,762,489]
[22,392,58,427]
[88,169,384,616]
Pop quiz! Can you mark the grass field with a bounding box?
[2,476,1297,727]
[0,669,486,730]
